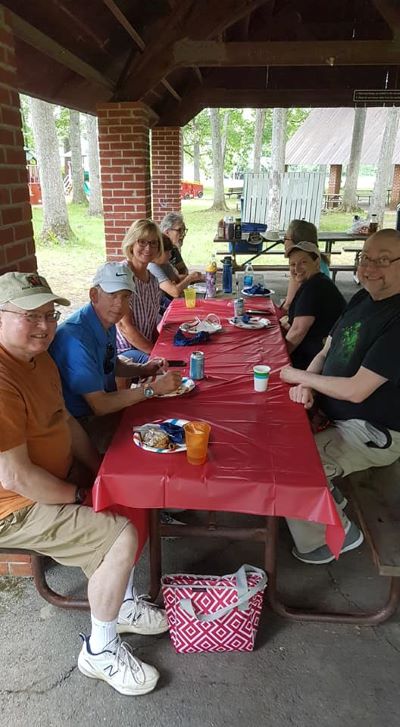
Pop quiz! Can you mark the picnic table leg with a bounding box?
[148,509,162,602]
[264,517,400,624]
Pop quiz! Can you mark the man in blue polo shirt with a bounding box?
[50,262,181,451]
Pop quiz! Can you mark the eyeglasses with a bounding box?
[0,309,61,323]
[136,239,159,249]
[170,227,188,236]
[103,343,115,375]
[356,253,400,268]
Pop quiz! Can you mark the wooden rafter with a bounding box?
[372,0,400,38]
[102,0,181,101]
[120,0,270,98]
[172,39,400,67]
[9,10,115,91]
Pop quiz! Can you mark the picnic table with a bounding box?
[93,298,359,623]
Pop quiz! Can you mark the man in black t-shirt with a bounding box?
[280,229,400,564]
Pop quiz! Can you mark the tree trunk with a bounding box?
[192,118,201,182]
[209,108,227,211]
[85,114,103,216]
[70,110,87,204]
[370,107,400,228]
[253,109,265,173]
[341,107,367,212]
[221,110,230,162]
[29,98,74,243]
[267,108,287,233]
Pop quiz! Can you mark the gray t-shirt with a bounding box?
[148,262,179,284]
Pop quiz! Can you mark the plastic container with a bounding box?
[243,263,254,288]
[368,213,378,234]
[222,256,233,293]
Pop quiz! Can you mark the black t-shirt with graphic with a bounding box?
[288,273,346,369]
[317,289,400,430]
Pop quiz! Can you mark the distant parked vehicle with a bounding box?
[181,180,204,199]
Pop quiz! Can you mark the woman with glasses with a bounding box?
[116,219,164,363]
[160,212,190,278]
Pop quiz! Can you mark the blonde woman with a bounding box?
[116,219,163,363]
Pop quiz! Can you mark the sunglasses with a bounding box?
[103,343,115,375]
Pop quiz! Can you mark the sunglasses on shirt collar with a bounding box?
[103,343,115,375]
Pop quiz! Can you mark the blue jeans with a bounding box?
[118,348,149,364]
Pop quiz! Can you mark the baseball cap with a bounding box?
[0,272,70,310]
[92,262,136,293]
[287,241,321,258]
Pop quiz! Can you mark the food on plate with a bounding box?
[141,427,170,449]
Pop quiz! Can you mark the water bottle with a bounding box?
[222,256,233,293]
[243,262,254,288]
[205,254,217,298]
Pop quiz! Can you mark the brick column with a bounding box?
[390,164,400,210]
[151,126,182,223]
[97,102,151,261]
[0,7,36,274]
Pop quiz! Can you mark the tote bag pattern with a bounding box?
[162,564,267,653]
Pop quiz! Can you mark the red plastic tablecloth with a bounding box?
[93,298,344,557]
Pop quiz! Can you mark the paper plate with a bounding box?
[179,314,222,334]
[156,377,195,398]
[228,317,271,330]
[241,287,275,297]
[133,418,188,454]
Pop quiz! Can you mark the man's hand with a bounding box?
[140,357,166,378]
[152,370,182,395]
[288,384,314,409]
[280,364,304,385]
[279,315,290,331]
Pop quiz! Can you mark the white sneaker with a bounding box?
[78,635,159,696]
[117,596,169,635]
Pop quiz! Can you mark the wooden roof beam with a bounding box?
[372,0,400,39]
[102,0,181,101]
[9,10,116,91]
[172,40,400,67]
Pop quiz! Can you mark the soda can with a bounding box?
[234,298,245,317]
[190,351,205,380]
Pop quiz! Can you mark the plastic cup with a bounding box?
[253,365,271,392]
[184,421,211,465]
[184,287,196,308]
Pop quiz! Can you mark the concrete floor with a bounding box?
[1,273,399,727]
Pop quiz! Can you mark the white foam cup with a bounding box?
[253,365,271,392]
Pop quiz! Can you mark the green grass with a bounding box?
[32,197,397,308]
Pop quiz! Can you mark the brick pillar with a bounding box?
[151,126,182,223]
[0,7,36,274]
[390,164,400,210]
[327,164,342,194]
[97,102,151,261]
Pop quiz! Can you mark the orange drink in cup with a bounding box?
[184,421,211,465]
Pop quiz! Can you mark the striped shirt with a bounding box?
[116,271,161,353]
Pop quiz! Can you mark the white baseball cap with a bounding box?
[92,262,136,293]
[287,241,321,258]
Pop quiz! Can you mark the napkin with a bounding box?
[173,329,210,346]
[159,422,186,444]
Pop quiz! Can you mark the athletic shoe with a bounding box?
[78,635,159,696]
[117,596,169,635]
[331,484,348,510]
[160,511,186,526]
[292,521,364,565]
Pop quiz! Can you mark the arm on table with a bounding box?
[0,443,77,504]
[283,337,331,408]
[83,370,183,416]
[285,315,315,354]
[117,315,153,355]
[160,271,203,298]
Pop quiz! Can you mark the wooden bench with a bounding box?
[330,265,358,283]
[0,549,89,610]
[345,473,400,624]
[225,186,243,198]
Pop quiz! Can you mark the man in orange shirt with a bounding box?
[0,272,167,697]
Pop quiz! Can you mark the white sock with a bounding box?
[123,566,137,602]
[89,615,118,654]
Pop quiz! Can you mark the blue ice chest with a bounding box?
[241,222,267,234]
[228,222,266,254]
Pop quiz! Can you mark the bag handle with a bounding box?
[179,564,267,623]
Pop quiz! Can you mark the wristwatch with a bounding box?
[74,486,87,505]
[143,385,155,399]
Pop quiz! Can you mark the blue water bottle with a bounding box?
[222,256,233,293]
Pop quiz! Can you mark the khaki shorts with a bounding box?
[0,503,133,578]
